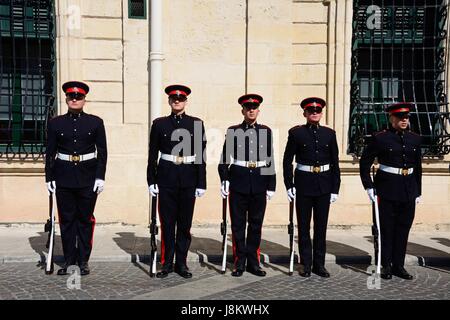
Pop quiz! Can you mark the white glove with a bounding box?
[287,187,296,202]
[330,193,338,203]
[93,179,105,194]
[366,188,376,202]
[46,181,56,195]
[266,190,275,201]
[195,188,206,198]
[415,196,421,204]
[149,184,159,197]
[220,180,230,199]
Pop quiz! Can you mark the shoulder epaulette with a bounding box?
[152,116,165,123]
[228,124,241,130]
[258,124,271,130]
[373,129,387,136]
[289,125,301,132]
[320,125,336,133]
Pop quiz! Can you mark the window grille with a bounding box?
[129,0,146,19]
[0,0,56,159]
[349,0,450,158]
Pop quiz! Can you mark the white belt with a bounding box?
[379,164,414,176]
[296,163,330,173]
[231,158,267,169]
[57,152,96,162]
[160,153,196,164]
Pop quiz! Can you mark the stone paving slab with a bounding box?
[0,262,448,300]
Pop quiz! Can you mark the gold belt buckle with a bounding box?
[402,168,409,176]
[175,156,184,164]
[248,161,257,169]
[313,166,321,173]
[71,155,80,163]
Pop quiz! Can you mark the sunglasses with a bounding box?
[393,113,410,119]
[66,93,85,101]
[243,103,259,110]
[306,107,322,114]
[169,95,187,102]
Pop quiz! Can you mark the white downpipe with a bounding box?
[150,0,164,122]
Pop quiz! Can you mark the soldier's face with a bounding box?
[66,93,86,111]
[303,107,323,124]
[242,105,260,122]
[169,96,187,114]
[390,113,410,130]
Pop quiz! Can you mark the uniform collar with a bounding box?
[67,110,84,118]
[242,120,257,129]
[389,126,406,136]
[171,112,185,120]
[306,122,320,130]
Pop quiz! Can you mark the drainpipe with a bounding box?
[150,0,164,122]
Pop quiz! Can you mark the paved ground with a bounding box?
[0,224,448,301]
[0,262,448,300]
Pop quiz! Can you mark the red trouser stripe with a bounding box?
[228,192,238,266]
[158,198,165,265]
[90,216,96,247]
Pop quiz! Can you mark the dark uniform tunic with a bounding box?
[359,127,422,268]
[283,123,340,268]
[147,112,206,269]
[45,111,107,265]
[218,121,276,271]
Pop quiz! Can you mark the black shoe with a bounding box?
[381,266,392,280]
[231,269,244,277]
[392,266,413,280]
[312,265,330,278]
[57,267,68,276]
[156,265,173,279]
[299,265,311,278]
[56,263,70,276]
[246,266,266,277]
[79,263,90,276]
[175,265,192,279]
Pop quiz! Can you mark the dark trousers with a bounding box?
[378,197,415,268]
[55,187,98,265]
[158,186,196,269]
[229,191,267,270]
[296,193,331,268]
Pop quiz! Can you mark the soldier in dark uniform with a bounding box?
[45,81,107,276]
[283,97,340,278]
[147,84,207,279]
[359,102,422,280]
[218,93,276,277]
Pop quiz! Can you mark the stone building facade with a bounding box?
[0,0,449,229]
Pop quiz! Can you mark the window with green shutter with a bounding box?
[0,0,56,159]
[349,0,450,158]
[128,0,146,19]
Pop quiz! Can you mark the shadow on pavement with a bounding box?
[406,242,450,266]
[431,238,450,248]
[28,231,64,269]
[113,232,162,276]
[365,235,450,266]
[113,232,157,262]
[190,235,230,274]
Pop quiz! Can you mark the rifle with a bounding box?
[149,195,158,277]
[371,166,381,274]
[220,197,227,274]
[44,192,55,274]
[288,200,295,275]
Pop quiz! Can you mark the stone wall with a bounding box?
[0,0,448,229]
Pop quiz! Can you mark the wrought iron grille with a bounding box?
[129,0,146,19]
[349,0,450,158]
[0,0,56,160]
